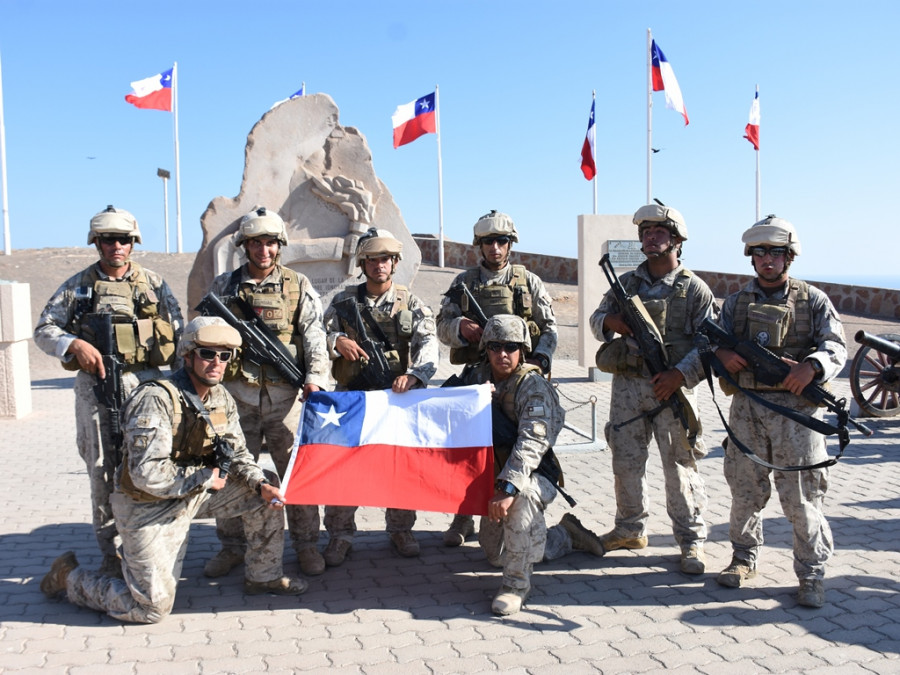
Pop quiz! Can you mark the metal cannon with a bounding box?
[850,330,900,417]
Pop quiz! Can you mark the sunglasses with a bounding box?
[481,236,511,246]
[99,235,134,246]
[486,342,520,354]
[749,246,788,259]
[194,348,233,362]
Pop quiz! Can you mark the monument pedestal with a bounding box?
[0,282,32,419]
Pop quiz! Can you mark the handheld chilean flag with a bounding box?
[744,87,760,150]
[392,92,437,148]
[580,98,597,180]
[651,40,689,125]
[124,67,173,111]
[283,386,494,515]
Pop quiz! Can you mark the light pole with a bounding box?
[157,168,170,253]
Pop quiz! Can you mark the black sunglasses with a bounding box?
[486,342,520,354]
[749,246,788,259]
[481,236,511,246]
[194,348,233,362]
[99,235,134,246]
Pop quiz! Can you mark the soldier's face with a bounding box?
[751,246,791,285]
[487,342,520,379]
[363,255,395,283]
[96,236,133,269]
[188,347,230,387]
[639,225,675,258]
[480,237,510,270]
[245,237,280,273]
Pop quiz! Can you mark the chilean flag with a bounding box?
[124,67,173,112]
[580,98,596,181]
[392,92,437,148]
[744,87,760,150]
[651,40,689,126]
[283,385,494,515]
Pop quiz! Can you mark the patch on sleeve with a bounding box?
[526,404,545,418]
[135,415,155,428]
[532,421,547,438]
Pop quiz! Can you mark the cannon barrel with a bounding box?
[855,330,900,362]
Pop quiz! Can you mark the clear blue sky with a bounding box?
[1,1,897,285]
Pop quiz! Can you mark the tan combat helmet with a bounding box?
[473,210,519,245]
[632,203,688,240]
[178,316,242,359]
[87,205,142,245]
[742,215,801,256]
[233,206,289,246]
[479,315,531,355]
[355,227,403,265]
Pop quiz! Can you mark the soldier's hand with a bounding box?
[651,369,684,401]
[209,468,228,491]
[715,348,747,374]
[488,494,514,523]
[335,336,368,361]
[782,358,815,396]
[603,314,632,337]
[68,338,106,378]
[259,482,285,510]
[459,318,483,344]
[300,383,320,402]
[391,374,420,393]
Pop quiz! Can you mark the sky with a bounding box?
[1,1,897,286]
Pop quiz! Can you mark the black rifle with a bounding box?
[599,254,699,446]
[331,296,395,391]
[445,281,490,328]
[196,292,305,389]
[178,374,236,492]
[86,313,125,451]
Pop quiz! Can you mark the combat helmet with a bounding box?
[742,215,801,256]
[87,205,142,245]
[632,203,688,240]
[233,206,289,246]
[355,227,403,265]
[473,210,519,245]
[479,315,531,355]
[178,316,242,359]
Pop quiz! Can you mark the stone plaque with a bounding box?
[607,240,645,268]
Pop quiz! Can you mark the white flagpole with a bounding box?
[0,51,10,255]
[755,84,761,222]
[172,62,183,253]
[592,89,597,215]
[435,84,445,269]
[647,28,654,204]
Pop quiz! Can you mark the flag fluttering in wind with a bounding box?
[744,87,760,150]
[283,386,494,515]
[650,40,689,125]
[124,67,173,111]
[392,92,437,148]
[580,97,596,180]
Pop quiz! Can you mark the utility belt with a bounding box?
[65,313,176,372]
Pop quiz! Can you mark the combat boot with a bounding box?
[390,531,421,557]
[41,551,79,597]
[491,585,530,616]
[798,579,825,608]
[443,514,475,547]
[680,544,706,575]
[323,538,352,567]
[600,529,648,552]
[203,548,244,578]
[560,513,605,557]
[244,575,308,596]
[716,557,757,588]
[296,546,325,576]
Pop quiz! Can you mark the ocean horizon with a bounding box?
[803,274,900,291]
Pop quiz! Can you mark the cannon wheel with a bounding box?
[850,332,900,417]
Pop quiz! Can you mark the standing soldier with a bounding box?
[322,228,439,564]
[590,203,715,575]
[713,216,846,608]
[436,210,557,547]
[34,205,183,577]
[204,207,331,579]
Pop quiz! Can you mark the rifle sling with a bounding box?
[355,285,395,350]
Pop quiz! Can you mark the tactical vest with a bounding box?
[117,371,230,502]
[450,264,539,365]
[65,262,176,371]
[224,266,306,385]
[729,279,814,391]
[331,284,413,388]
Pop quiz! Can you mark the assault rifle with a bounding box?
[331,296,395,391]
[599,254,699,446]
[178,374,236,492]
[445,281,490,328]
[196,292,305,389]
[86,313,125,451]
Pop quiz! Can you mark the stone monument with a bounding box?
[187,93,420,312]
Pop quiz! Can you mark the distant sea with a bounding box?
[807,275,900,291]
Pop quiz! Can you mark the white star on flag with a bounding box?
[316,405,346,428]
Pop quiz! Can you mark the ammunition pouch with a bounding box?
[595,336,643,375]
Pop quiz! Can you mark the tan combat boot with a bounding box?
[443,514,475,547]
[41,551,79,597]
[560,513,605,557]
[491,585,530,616]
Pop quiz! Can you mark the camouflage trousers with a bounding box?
[73,367,161,562]
[724,391,833,580]
[477,473,571,591]
[322,506,416,543]
[605,375,708,549]
[64,478,285,623]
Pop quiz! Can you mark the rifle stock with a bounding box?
[445,282,489,327]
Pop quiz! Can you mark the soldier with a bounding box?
[713,216,846,608]
[34,206,183,577]
[40,317,306,623]
[204,207,331,579]
[322,228,439,564]
[478,315,604,616]
[436,210,557,547]
[590,203,716,575]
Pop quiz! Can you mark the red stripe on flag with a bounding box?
[651,65,664,92]
[125,89,172,112]
[393,111,436,148]
[284,441,493,515]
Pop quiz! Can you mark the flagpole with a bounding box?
[0,51,10,255]
[754,84,761,221]
[592,90,597,215]
[646,28,653,204]
[435,84,445,269]
[172,61,183,254]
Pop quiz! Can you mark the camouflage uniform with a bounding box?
[590,260,715,550]
[60,368,286,623]
[34,262,183,566]
[478,363,574,591]
[718,278,846,581]
[208,265,330,556]
[323,282,438,541]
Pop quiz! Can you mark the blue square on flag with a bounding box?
[300,391,365,446]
